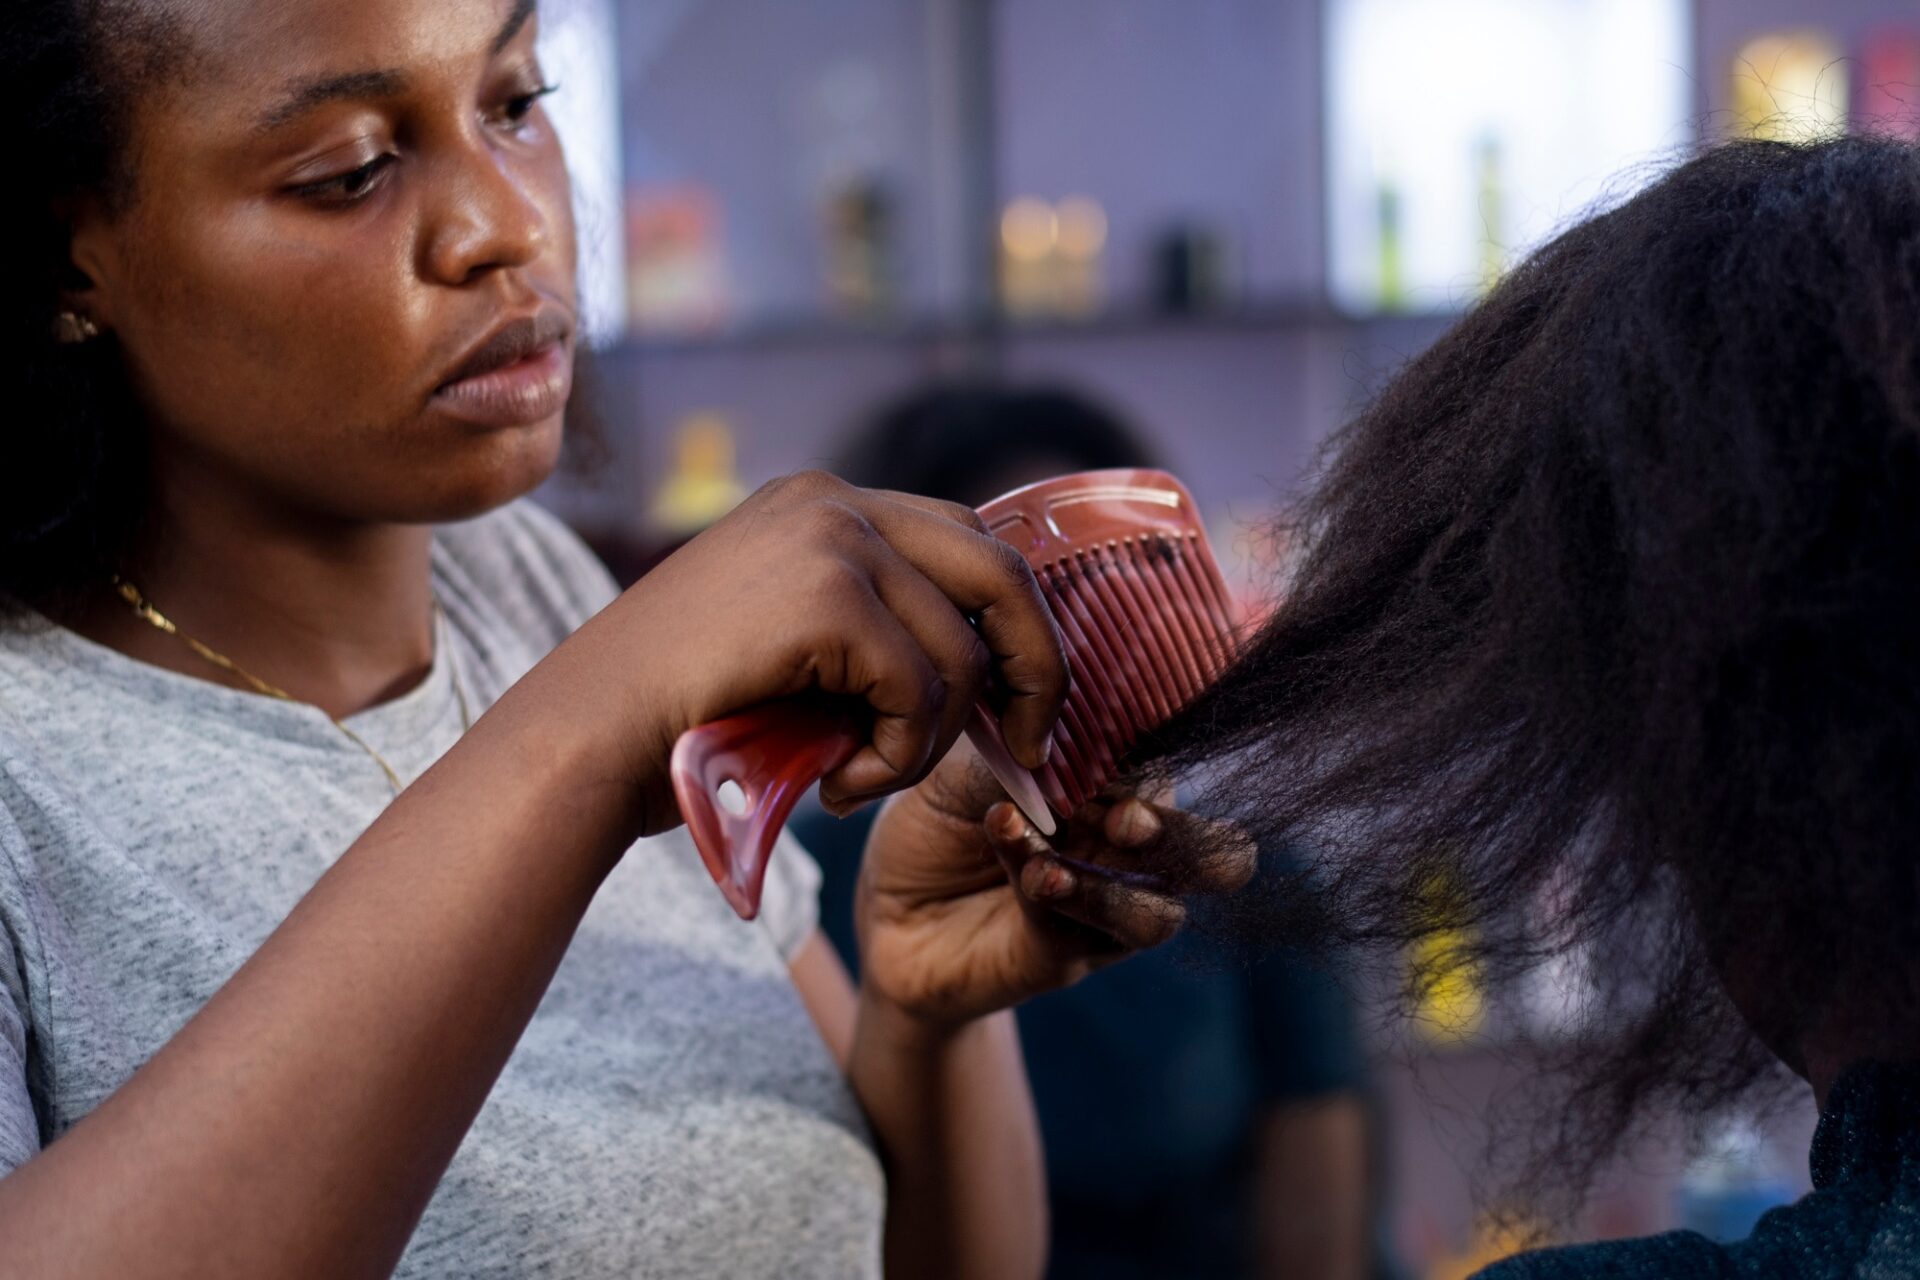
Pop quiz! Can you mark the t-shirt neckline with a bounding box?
[0,560,464,758]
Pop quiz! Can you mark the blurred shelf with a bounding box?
[999,301,1446,339]
[605,314,965,356]
[603,300,1463,358]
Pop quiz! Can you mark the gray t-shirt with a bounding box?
[0,501,884,1278]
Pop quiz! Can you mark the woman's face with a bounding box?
[69,0,578,526]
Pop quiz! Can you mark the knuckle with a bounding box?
[962,631,993,679]
[988,539,1039,592]
[1053,956,1094,988]
[1211,832,1259,889]
[1136,900,1185,948]
[807,553,871,603]
[1226,852,1258,891]
[758,469,850,513]
[750,473,797,506]
[804,499,877,549]
[919,673,950,718]
[788,468,847,498]
[939,627,993,684]
[940,500,993,537]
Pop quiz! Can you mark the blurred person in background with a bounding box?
[795,382,1387,1280]
[1139,136,1920,1278]
[0,3,1257,1277]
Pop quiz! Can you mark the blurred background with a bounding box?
[526,2,1919,1275]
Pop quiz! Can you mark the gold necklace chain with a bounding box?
[110,577,473,795]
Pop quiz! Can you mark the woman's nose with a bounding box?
[421,138,551,286]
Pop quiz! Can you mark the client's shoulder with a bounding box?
[1472,1230,1737,1279]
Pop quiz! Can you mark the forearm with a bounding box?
[0,667,644,1279]
[1253,1093,1373,1280]
[847,995,1047,1280]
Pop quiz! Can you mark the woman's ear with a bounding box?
[55,194,121,336]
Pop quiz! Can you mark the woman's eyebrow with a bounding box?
[256,69,406,134]
[492,0,537,56]
[254,0,536,134]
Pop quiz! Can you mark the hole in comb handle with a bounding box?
[672,700,865,920]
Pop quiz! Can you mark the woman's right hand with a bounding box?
[557,471,1070,835]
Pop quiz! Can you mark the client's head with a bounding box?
[1144,136,1920,1205]
[836,382,1154,507]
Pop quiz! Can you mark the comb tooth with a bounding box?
[1067,679,1118,773]
[1042,569,1125,784]
[1048,561,1158,743]
[1165,533,1236,678]
[1106,538,1197,709]
[1062,677,1118,806]
[1074,545,1175,727]
[1061,752,1092,815]
[1189,539,1244,655]
[1029,579,1090,817]
[1055,670,1116,808]
[1167,529,1228,675]
[1128,537,1205,702]
[1044,598,1138,808]
[1088,542,1185,723]
[1162,539,1233,685]
[1124,535,1210,704]
[1159,536,1231,680]
[1046,703,1096,814]
[1036,754,1074,817]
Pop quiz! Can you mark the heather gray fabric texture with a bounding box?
[0,500,884,1278]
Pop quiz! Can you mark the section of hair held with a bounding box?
[1120,135,1920,1223]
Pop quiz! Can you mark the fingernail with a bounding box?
[1114,801,1163,846]
[1023,859,1075,900]
[988,805,1027,842]
[822,792,878,819]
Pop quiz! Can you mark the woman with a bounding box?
[1148,135,1920,1276]
[0,2,1249,1277]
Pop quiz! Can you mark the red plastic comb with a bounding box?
[671,469,1244,919]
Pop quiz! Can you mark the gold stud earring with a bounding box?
[53,312,101,344]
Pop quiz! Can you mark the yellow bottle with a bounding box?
[650,413,749,537]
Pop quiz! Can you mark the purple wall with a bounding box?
[556,0,1407,535]
[553,0,1920,533]
[618,0,945,319]
[993,0,1324,304]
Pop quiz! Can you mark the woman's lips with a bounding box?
[429,340,573,428]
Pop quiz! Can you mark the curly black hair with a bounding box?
[0,1,176,618]
[1141,136,1920,1215]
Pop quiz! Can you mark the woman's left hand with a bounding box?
[854,742,1257,1028]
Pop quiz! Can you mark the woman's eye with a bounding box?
[499,82,560,127]
[292,154,396,206]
